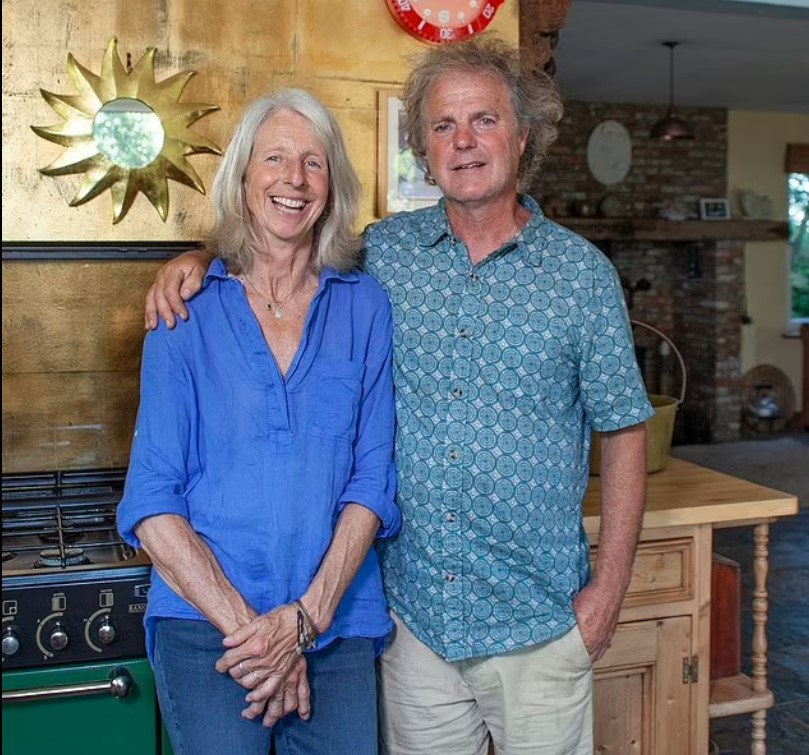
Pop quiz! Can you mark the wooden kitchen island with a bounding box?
[583,458,799,755]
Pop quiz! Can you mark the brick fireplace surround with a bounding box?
[534,102,749,443]
[609,238,744,444]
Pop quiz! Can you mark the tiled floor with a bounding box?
[709,508,809,755]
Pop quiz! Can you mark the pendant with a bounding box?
[273,306,283,319]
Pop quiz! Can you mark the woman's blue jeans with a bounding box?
[153,618,378,755]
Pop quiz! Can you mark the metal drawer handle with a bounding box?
[2,667,133,702]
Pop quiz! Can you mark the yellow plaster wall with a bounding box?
[1,0,517,472]
[728,110,809,410]
[1,0,518,241]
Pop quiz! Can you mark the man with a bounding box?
[145,36,652,755]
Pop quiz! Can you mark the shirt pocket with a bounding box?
[306,357,365,442]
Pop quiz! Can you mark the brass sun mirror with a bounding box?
[32,38,222,224]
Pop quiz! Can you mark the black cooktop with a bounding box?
[2,469,149,576]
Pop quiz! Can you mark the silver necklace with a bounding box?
[242,273,310,319]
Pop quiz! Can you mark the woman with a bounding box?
[117,89,399,755]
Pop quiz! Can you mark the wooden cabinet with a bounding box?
[589,524,711,755]
[583,460,798,755]
[594,616,693,755]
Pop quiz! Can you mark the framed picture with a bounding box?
[376,89,442,217]
[699,197,731,220]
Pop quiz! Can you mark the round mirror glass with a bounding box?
[92,98,165,169]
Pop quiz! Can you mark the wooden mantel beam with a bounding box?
[519,0,573,77]
[554,217,790,243]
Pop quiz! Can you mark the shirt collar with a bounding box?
[415,200,453,248]
[205,257,360,285]
[515,194,551,267]
[416,194,550,266]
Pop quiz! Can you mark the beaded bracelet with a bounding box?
[293,600,318,654]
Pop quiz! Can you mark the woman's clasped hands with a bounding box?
[216,603,312,727]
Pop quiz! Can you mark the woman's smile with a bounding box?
[245,108,330,247]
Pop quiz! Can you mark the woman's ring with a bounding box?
[239,661,245,675]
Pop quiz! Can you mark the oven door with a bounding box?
[2,658,165,755]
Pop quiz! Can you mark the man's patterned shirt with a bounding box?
[366,195,654,661]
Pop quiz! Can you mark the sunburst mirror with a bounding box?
[32,38,222,224]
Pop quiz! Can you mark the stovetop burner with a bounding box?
[37,546,89,568]
[2,468,152,669]
[2,468,150,576]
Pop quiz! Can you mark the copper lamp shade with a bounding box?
[650,42,694,141]
[650,111,694,141]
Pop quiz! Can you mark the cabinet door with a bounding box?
[593,616,693,755]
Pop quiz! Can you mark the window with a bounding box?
[788,172,809,329]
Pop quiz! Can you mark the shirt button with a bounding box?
[458,328,468,338]
[446,513,457,523]
[448,449,459,461]
[452,387,463,398]
[444,574,456,583]
[469,272,479,283]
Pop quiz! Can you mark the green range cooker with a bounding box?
[3,659,168,755]
[1,469,171,755]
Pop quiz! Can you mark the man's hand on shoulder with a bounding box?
[145,249,214,330]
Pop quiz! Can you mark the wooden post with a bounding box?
[518,0,572,77]
[750,522,770,755]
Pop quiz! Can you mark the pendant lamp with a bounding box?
[650,41,694,141]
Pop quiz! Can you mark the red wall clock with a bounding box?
[385,0,506,44]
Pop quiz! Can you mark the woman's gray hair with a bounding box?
[209,89,362,274]
[402,35,564,192]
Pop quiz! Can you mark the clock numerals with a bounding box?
[384,0,505,44]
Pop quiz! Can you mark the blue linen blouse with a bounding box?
[117,259,400,661]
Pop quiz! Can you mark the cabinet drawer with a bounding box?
[590,537,694,608]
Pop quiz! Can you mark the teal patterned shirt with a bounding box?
[366,195,653,661]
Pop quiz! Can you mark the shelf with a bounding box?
[709,674,774,719]
[1,241,203,261]
[554,218,789,243]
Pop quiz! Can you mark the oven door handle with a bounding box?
[2,666,133,702]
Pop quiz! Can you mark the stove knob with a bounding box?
[97,619,117,645]
[2,627,21,657]
[49,623,69,652]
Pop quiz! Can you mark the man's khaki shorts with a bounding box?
[378,612,593,755]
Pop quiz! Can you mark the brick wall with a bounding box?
[534,101,743,441]
[535,101,727,219]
